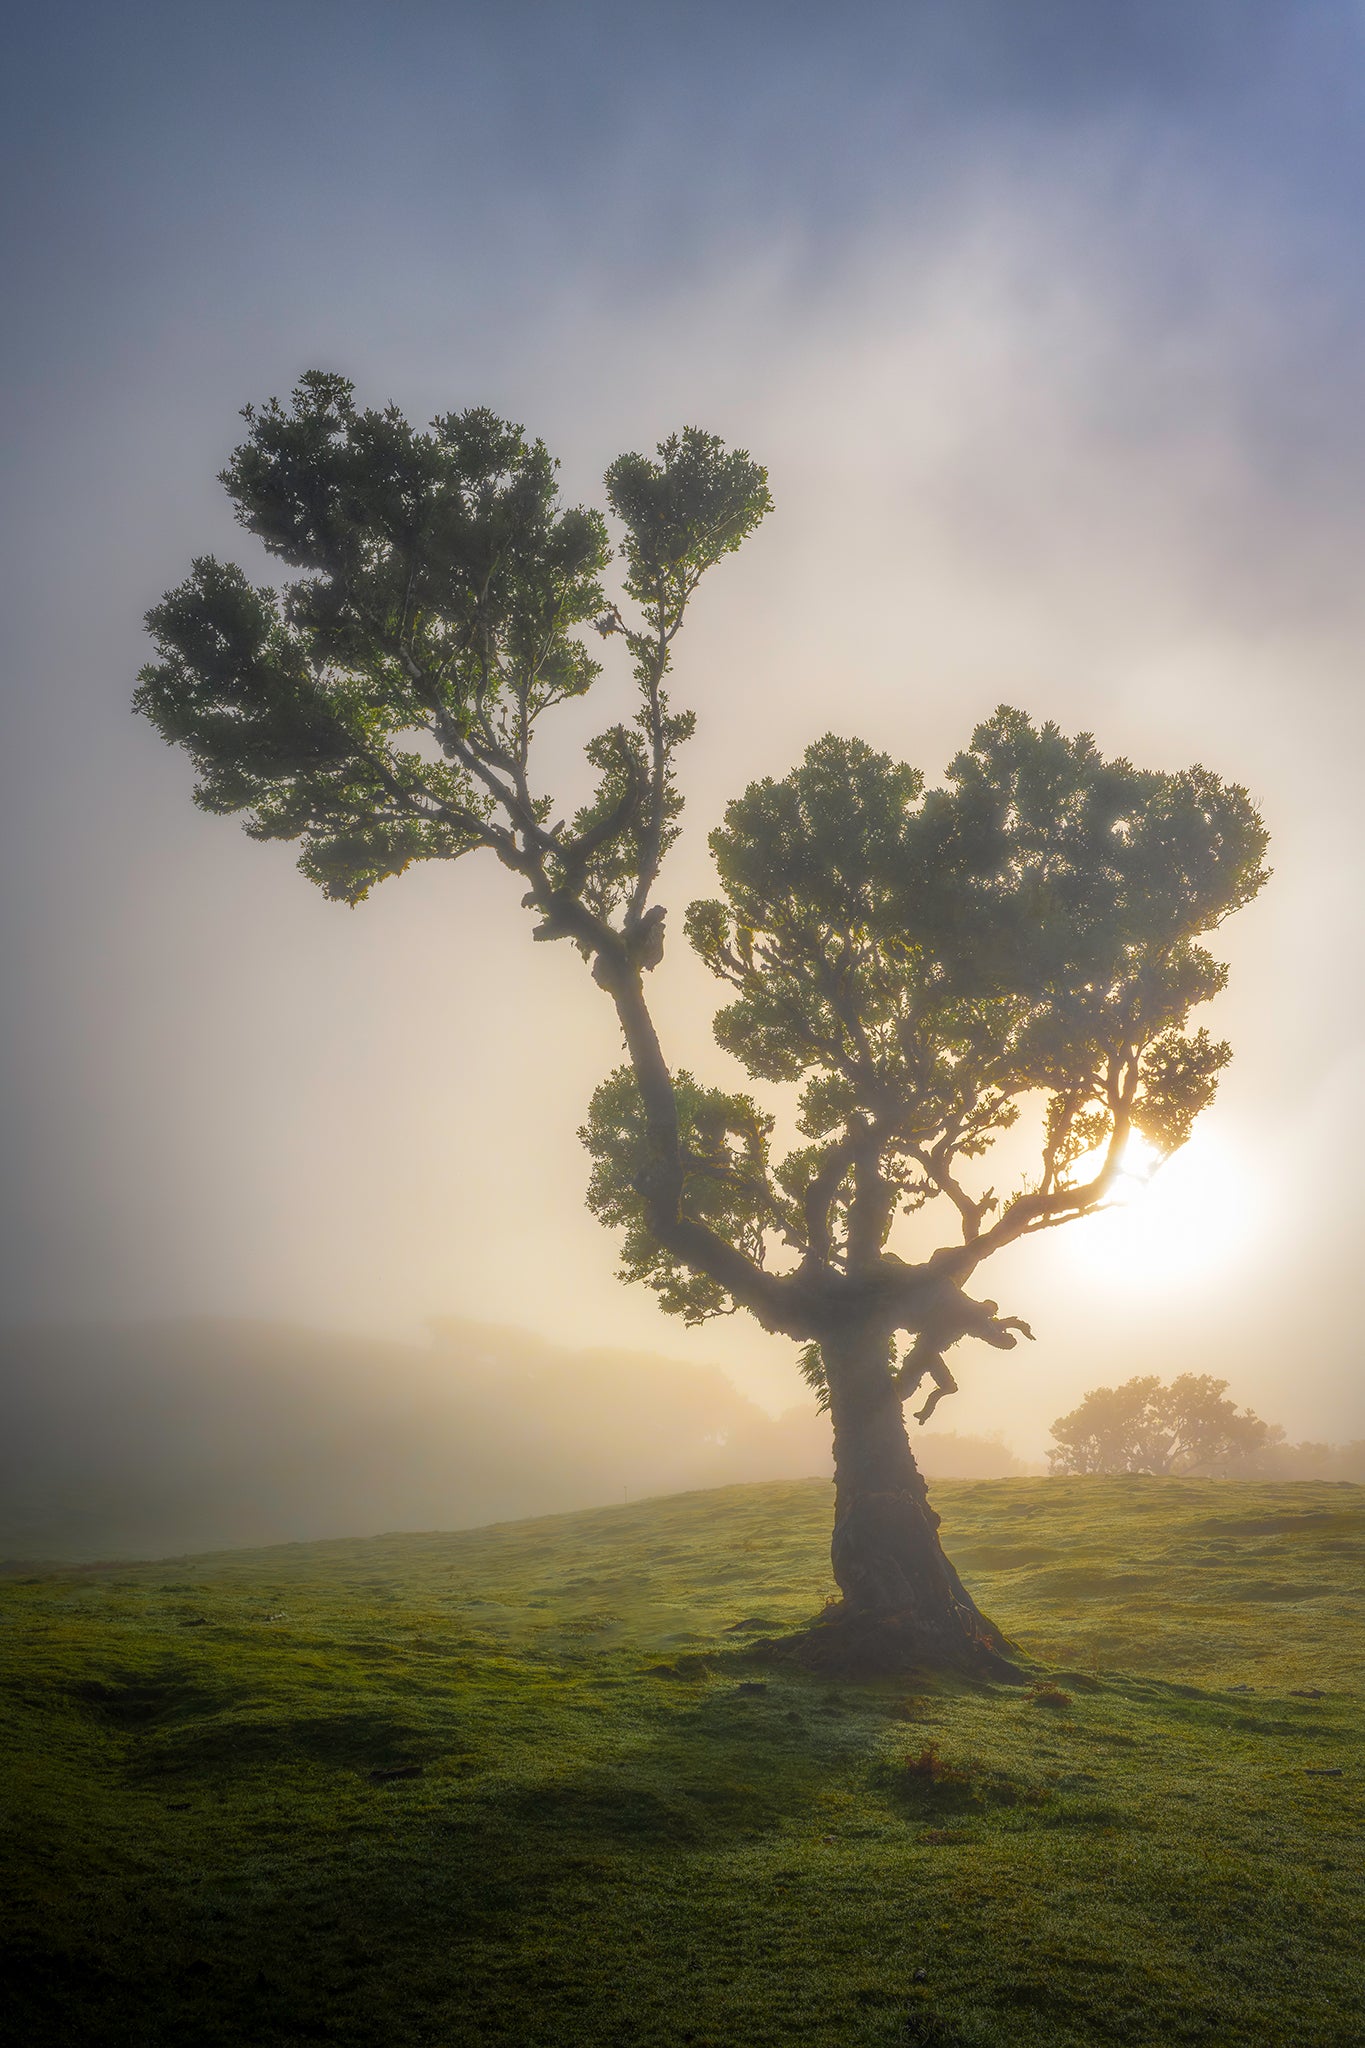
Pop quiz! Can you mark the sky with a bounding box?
[3,0,1365,1456]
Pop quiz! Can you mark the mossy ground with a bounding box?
[3,1477,1363,2046]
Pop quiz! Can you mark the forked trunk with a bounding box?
[786,1322,1019,1679]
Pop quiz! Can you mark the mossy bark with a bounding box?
[785,1323,1021,1679]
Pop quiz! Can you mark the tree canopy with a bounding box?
[585,715,1267,1369]
[1048,1374,1280,1476]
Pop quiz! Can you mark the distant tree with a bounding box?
[136,374,1269,1674]
[1048,1374,1279,1476]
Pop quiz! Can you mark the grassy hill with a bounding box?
[4,1476,1364,2046]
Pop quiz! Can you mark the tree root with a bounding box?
[767,1601,1024,1683]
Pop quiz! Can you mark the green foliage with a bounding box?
[5,1479,1365,2047]
[1048,1373,1279,1475]
[685,734,932,1097]
[581,1068,786,1321]
[136,376,769,914]
[604,427,773,615]
[681,712,1269,1289]
[136,376,611,902]
[569,430,769,925]
[797,1340,831,1412]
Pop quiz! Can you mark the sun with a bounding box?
[1067,1129,1164,1196]
[1058,1126,1264,1292]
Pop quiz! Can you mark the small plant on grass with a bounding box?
[137,374,1269,1677]
[889,1743,1047,1818]
[902,1744,973,1789]
[1026,1681,1074,1711]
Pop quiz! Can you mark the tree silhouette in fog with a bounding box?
[137,374,1268,1673]
[1049,1374,1277,1476]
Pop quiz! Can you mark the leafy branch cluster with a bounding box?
[585,714,1267,1334]
[136,373,769,947]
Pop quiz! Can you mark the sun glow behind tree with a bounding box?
[1059,1127,1268,1292]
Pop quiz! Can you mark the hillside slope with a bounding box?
[4,1477,1364,2047]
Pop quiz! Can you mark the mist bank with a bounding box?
[0,1317,1032,1561]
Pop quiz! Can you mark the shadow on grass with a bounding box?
[14,1668,932,2046]
[70,1665,219,1727]
[69,1665,427,1775]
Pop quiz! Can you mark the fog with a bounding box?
[3,4,1364,1511]
[0,1319,1031,1560]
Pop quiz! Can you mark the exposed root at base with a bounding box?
[766,1602,1024,1683]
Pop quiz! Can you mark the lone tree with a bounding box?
[137,374,1269,1676]
[1048,1374,1279,1476]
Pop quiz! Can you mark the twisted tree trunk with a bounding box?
[785,1321,1020,1679]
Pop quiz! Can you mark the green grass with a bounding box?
[3,1476,1364,2047]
